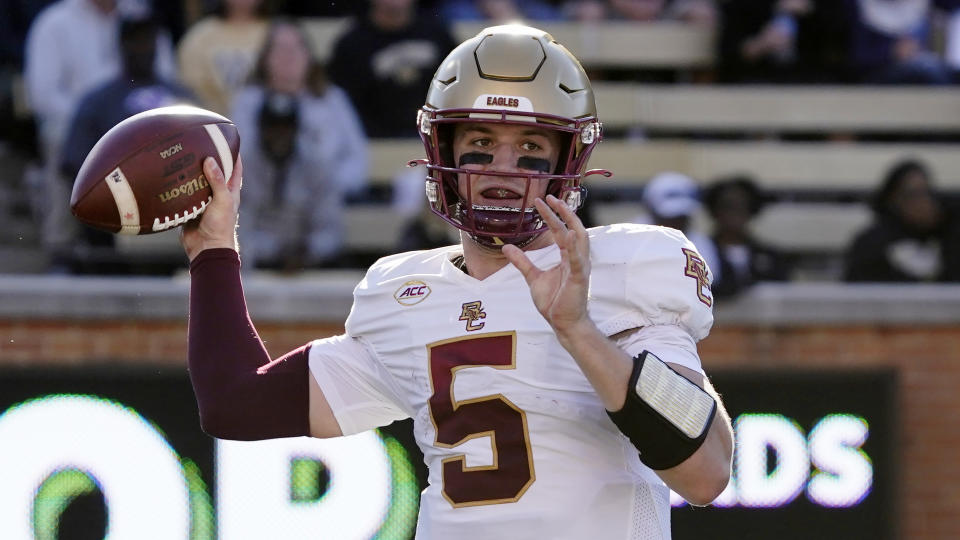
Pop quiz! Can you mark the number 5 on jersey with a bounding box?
[427,331,536,507]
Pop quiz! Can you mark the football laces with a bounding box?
[152,196,212,232]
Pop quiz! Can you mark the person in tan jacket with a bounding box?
[177,0,269,115]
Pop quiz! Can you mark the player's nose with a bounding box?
[488,143,524,172]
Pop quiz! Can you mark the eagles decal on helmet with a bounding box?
[414,24,608,248]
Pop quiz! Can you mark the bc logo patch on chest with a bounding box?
[394,280,432,306]
[459,301,487,331]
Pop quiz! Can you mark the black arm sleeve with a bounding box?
[188,248,310,440]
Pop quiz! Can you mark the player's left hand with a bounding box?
[502,194,591,334]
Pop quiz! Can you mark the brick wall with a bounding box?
[1,319,958,539]
[701,324,960,540]
[0,320,343,366]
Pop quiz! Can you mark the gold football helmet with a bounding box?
[415,24,606,247]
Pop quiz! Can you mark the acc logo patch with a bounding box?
[394,280,431,306]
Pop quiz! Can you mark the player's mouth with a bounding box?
[479,187,523,200]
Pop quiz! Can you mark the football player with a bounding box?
[183,24,733,539]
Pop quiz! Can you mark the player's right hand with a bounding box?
[502,194,592,335]
[180,155,243,262]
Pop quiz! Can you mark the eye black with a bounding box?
[517,156,551,173]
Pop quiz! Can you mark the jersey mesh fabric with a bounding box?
[631,481,671,539]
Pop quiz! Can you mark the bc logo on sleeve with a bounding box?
[682,248,713,307]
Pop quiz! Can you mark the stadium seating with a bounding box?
[303,20,715,68]
[368,139,960,191]
[594,84,960,134]
[3,19,958,276]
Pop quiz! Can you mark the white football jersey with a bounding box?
[308,223,714,540]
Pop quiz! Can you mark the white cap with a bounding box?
[642,172,700,218]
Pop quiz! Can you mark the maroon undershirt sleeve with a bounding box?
[187,248,310,440]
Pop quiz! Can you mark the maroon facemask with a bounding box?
[413,107,608,248]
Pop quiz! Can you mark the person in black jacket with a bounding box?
[327,0,456,137]
[717,0,849,83]
[701,175,791,298]
[845,159,960,282]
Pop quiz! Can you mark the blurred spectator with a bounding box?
[561,0,716,86]
[607,0,667,19]
[845,159,960,282]
[232,20,369,270]
[562,0,608,20]
[701,175,790,298]
[62,17,193,181]
[328,0,456,138]
[26,0,175,160]
[0,0,57,70]
[640,171,719,278]
[57,14,193,273]
[945,7,960,76]
[276,0,362,16]
[148,0,190,43]
[564,0,715,24]
[23,0,175,267]
[642,171,701,231]
[396,201,460,252]
[665,0,718,25]
[847,0,959,84]
[440,0,563,21]
[0,1,55,160]
[177,0,270,115]
[717,0,848,83]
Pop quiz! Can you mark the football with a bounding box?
[70,105,240,235]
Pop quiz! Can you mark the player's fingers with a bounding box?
[204,157,228,196]
[545,195,589,258]
[227,155,243,193]
[537,197,579,254]
[546,194,587,238]
[565,228,589,278]
[502,244,542,283]
[552,227,581,274]
[534,197,567,239]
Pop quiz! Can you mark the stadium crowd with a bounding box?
[0,0,959,296]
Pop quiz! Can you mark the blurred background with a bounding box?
[0,0,958,538]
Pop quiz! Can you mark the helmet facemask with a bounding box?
[418,108,600,248]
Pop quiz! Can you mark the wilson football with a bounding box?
[70,105,240,235]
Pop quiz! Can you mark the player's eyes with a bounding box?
[471,138,492,147]
[521,141,542,152]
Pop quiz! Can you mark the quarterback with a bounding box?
[183,24,733,539]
